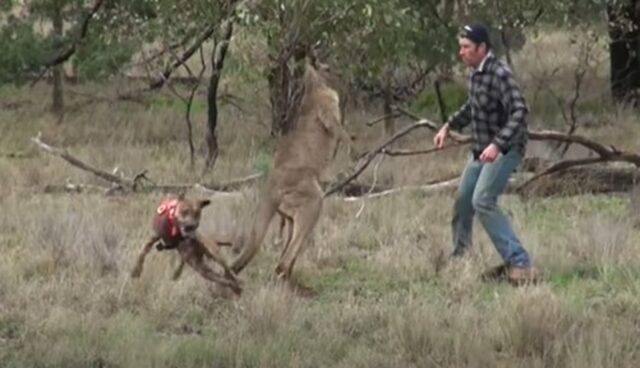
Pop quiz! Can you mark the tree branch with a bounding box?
[381,142,465,156]
[31,133,134,190]
[148,24,216,90]
[327,107,640,198]
[324,117,446,197]
[366,113,402,127]
[32,133,263,195]
[31,0,106,87]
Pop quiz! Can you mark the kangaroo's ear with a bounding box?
[177,190,187,200]
[198,199,211,209]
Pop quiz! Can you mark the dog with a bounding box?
[130,194,242,296]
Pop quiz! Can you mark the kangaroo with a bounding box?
[230,58,352,284]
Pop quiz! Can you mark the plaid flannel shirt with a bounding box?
[448,53,528,158]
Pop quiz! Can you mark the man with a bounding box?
[433,23,538,284]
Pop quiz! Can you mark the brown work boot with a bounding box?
[506,265,541,286]
[480,264,509,282]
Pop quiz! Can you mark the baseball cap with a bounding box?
[460,23,491,47]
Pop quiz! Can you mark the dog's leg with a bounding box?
[275,197,322,280]
[172,259,186,280]
[186,255,242,295]
[198,236,240,284]
[131,235,160,278]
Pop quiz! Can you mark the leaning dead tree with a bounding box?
[204,3,239,175]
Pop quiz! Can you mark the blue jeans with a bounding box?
[451,149,530,266]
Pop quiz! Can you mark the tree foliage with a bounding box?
[0,0,637,117]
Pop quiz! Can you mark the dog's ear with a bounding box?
[198,199,211,209]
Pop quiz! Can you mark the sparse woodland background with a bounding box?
[2,1,640,367]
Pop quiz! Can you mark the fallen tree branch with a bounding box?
[42,182,245,197]
[339,177,460,201]
[517,164,640,197]
[31,133,264,195]
[527,130,618,158]
[392,106,638,159]
[324,109,474,197]
[336,164,639,201]
[392,105,470,143]
[334,172,530,202]
[328,106,640,197]
[516,157,607,192]
[31,133,134,190]
[381,142,465,156]
[393,107,640,185]
[41,165,637,199]
[366,113,402,127]
[324,118,447,197]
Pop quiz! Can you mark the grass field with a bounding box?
[1,29,640,367]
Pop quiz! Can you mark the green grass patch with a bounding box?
[548,263,600,289]
[523,195,629,231]
[150,95,208,113]
[298,257,429,299]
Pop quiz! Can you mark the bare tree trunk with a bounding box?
[52,6,65,118]
[455,0,470,23]
[443,0,454,21]
[383,69,395,136]
[608,0,640,105]
[267,58,291,136]
[265,2,308,138]
[203,17,234,175]
[267,48,306,136]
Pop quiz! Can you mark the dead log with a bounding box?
[338,177,461,201]
[517,164,640,197]
[334,164,639,202]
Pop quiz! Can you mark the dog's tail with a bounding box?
[230,197,277,274]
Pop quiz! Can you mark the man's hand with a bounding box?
[479,143,500,163]
[433,123,449,149]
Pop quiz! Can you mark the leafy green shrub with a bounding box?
[73,33,137,82]
[409,82,467,119]
[0,21,51,85]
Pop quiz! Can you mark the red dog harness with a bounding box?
[154,198,180,242]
